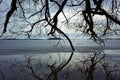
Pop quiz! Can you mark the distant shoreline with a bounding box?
[0,38,120,40]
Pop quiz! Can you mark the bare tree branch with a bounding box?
[3,0,17,33]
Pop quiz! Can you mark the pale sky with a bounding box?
[0,0,120,39]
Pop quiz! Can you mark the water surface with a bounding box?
[0,39,120,80]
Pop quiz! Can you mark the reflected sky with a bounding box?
[0,39,120,67]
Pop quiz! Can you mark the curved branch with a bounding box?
[47,51,74,80]
[100,8,120,25]
[30,19,46,32]
[56,28,75,51]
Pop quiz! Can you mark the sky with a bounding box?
[0,0,84,39]
[0,0,120,39]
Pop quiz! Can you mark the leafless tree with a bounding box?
[100,57,120,80]
[0,0,120,45]
[6,52,74,80]
[0,0,120,80]
[76,51,105,80]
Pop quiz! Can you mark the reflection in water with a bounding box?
[0,40,120,80]
[0,50,120,80]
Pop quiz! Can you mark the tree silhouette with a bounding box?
[0,1,120,79]
[0,0,120,44]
